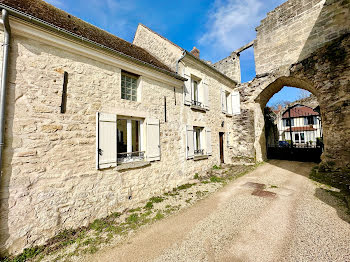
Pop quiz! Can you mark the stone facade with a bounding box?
[133,24,251,163]
[0,0,349,256]
[133,24,184,72]
[0,16,239,255]
[254,0,350,75]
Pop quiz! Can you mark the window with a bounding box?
[117,118,143,163]
[192,80,200,106]
[284,118,294,127]
[183,70,209,110]
[97,112,160,169]
[186,125,212,159]
[306,116,315,125]
[225,91,231,114]
[295,133,300,143]
[121,72,138,101]
[193,126,204,156]
[221,90,241,115]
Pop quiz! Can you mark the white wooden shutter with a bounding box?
[203,80,209,110]
[221,89,227,113]
[97,112,117,169]
[146,118,160,161]
[186,125,194,159]
[184,69,192,105]
[206,128,212,156]
[232,90,241,115]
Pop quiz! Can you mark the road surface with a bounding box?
[84,160,350,262]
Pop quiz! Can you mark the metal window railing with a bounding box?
[117,151,145,163]
[191,100,203,107]
[194,149,204,156]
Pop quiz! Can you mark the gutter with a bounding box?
[176,50,186,74]
[0,8,10,175]
[0,4,187,82]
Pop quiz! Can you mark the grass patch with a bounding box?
[176,183,196,191]
[149,196,164,203]
[212,165,221,170]
[210,176,223,183]
[194,173,199,179]
[154,212,164,220]
[144,202,154,209]
[126,213,139,224]
[129,207,142,213]
[270,185,278,188]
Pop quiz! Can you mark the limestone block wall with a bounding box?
[254,0,350,74]
[133,24,183,72]
[212,52,241,83]
[0,30,236,255]
[177,61,241,165]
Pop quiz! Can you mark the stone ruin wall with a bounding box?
[254,0,350,75]
[234,0,350,168]
[212,52,241,83]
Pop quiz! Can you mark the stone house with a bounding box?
[0,0,241,255]
[133,24,241,164]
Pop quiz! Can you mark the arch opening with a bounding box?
[254,76,324,163]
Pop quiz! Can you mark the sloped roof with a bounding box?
[282,105,319,119]
[0,0,178,76]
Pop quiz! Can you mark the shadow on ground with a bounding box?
[314,188,350,224]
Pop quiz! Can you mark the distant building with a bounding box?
[276,105,322,146]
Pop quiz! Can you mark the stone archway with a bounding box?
[235,34,349,170]
[253,76,321,162]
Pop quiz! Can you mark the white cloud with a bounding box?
[199,0,284,61]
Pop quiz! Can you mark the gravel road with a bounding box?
[85,160,350,262]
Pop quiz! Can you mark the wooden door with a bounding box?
[219,132,224,163]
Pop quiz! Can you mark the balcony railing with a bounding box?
[117,151,145,163]
[191,100,203,107]
[194,149,204,156]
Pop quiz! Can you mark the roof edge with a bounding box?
[0,4,187,82]
[184,51,238,85]
[137,23,184,52]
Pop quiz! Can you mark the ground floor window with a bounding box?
[194,126,204,156]
[117,118,144,163]
[97,112,160,169]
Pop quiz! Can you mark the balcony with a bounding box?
[190,100,206,112]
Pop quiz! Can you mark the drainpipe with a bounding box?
[0,8,11,176]
[176,50,186,74]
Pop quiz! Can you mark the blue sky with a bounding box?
[46,0,307,103]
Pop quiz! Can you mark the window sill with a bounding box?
[115,160,150,171]
[190,105,207,112]
[194,155,209,161]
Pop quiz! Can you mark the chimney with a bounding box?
[190,46,200,58]
[278,105,282,111]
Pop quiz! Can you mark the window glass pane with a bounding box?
[121,74,138,101]
[131,120,140,152]
[117,119,128,153]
